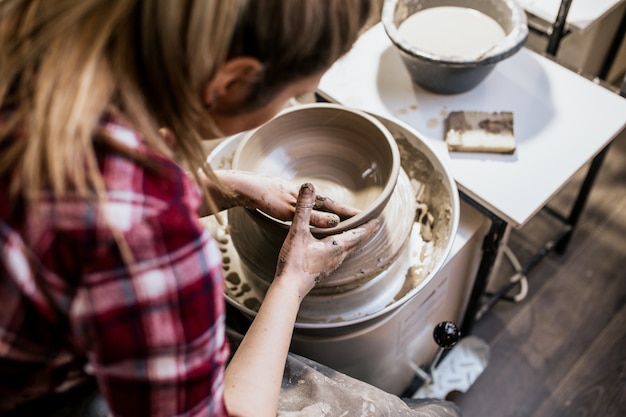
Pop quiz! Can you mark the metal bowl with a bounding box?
[382,0,528,94]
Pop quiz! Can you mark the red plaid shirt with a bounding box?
[0,116,229,416]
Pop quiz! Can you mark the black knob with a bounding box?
[433,321,460,349]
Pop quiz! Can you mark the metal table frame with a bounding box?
[460,142,612,335]
[460,0,625,334]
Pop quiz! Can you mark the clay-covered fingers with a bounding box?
[314,195,360,218]
[274,182,316,293]
[275,183,379,297]
[290,183,316,232]
[251,177,359,228]
[308,195,361,228]
[308,211,340,228]
[324,220,379,250]
[318,219,379,267]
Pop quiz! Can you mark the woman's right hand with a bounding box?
[273,183,380,299]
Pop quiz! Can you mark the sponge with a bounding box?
[444,111,516,154]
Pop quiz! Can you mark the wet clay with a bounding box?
[225,272,240,286]
[398,6,506,59]
[229,168,415,293]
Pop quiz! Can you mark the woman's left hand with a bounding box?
[215,170,359,228]
[162,125,356,228]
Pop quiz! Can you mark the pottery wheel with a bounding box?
[202,173,419,326]
[203,111,458,329]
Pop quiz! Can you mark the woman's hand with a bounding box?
[160,127,356,227]
[160,127,356,228]
[214,170,360,228]
[224,183,378,417]
[273,183,380,298]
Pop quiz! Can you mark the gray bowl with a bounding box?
[382,0,528,94]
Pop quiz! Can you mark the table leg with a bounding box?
[545,0,574,57]
[473,143,612,315]
[554,144,611,254]
[458,191,508,336]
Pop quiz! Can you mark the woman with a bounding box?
[0,0,378,416]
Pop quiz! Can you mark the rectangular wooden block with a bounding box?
[444,111,516,154]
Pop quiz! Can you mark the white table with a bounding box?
[318,22,626,332]
[319,23,626,229]
[518,0,626,32]
[519,0,626,76]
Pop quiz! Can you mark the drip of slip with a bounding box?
[444,111,516,154]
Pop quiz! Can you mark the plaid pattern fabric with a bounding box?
[0,117,229,416]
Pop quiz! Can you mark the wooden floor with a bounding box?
[449,119,626,415]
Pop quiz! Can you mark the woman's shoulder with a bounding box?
[97,115,202,216]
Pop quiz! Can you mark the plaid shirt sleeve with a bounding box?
[0,119,230,416]
[74,123,230,416]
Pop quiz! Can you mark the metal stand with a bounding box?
[458,192,508,336]
[473,143,612,320]
[460,0,622,326]
[527,0,573,57]
[545,0,573,56]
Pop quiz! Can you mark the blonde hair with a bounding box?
[0,0,242,212]
[0,0,376,214]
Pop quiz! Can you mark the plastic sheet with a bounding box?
[278,352,461,417]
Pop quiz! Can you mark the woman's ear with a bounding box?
[204,57,263,111]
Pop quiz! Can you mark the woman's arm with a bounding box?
[222,183,379,417]
[222,272,302,417]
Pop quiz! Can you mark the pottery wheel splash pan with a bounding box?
[203,110,459,330]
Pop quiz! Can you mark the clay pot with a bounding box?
[229,103,410,294]
[232,103,401,236]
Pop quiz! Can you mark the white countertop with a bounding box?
[518,0,626,32]
[318,23,626,228]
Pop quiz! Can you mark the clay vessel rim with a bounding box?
[233,103,401,236]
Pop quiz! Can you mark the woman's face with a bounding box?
[209,72,323,136]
